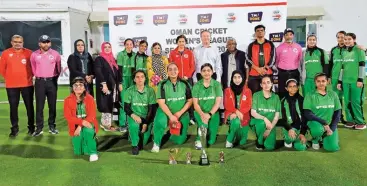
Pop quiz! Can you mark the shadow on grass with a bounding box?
[0,144,75,159]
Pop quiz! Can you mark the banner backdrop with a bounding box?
[109,0,288,90]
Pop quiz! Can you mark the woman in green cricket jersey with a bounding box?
[151,63,193,153]
[304,73,341,151]
[192,63,223,150]
[300,35,329,96]
[117,38,136,132]
[250,75,281,150]
[124,70,156,155]
[337,33,366,130]
[134,40,148,76]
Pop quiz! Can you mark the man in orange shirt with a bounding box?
[0,35,34,137]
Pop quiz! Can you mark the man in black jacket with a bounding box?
[221,38,250,89]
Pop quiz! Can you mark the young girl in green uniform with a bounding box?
[301,35,329,96]
[151,63,193,153]
[337,33,366,130]
[250,75,281,150]
[134,40,148,76]
[304,73,341,152]
[192,63,223,150]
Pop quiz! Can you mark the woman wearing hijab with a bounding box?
[64,77,99,162]
[147,42,169,92]
[94,42,122,131]
[300,35,329,96]
[280,79,307,151]
[224,70,252,148]
[67,39,94,96]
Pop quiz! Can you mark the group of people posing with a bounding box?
[1,24,366,162]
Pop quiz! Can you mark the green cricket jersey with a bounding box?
[135,53,148,74]
[341,46,366,84]
[117,49,136,78]
[124,85,156,118]
[330,46,344,80]
[192,79,223,113]
[303,89,341,124]
[156,79,192,114]
[304,49,329,79]
[251,91,281,121]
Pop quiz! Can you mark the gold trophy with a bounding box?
[219,151,225,164]
[199,126,210,166]
[169,148,178,165]
[186,152,192,164]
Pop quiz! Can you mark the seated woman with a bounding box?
[192,63,223,150]
[224,70,252,148]
[304,73,341,152]
[64,77,99,162]
[124,70,156,155]
[151,63,193,153]
[280,79,307,151]
[250,75,281,151]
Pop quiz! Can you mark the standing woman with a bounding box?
[305,73,341,151]
[337,33,366,130]
[134,40,149,75]
[169,35,196,84]
[94,42,122,131]
[300,35,329,96]
[250,75,281,150]
[117,39,136,132]
[147,42,169,92]
[64,77,99,162]
[192,63,223,149]
[224,70,252,148]
[67,39,94,96]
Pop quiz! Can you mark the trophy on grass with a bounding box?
[186,152,192,164]
[169,148,178,165]
[199,126,210,166]
[219,151,225,164]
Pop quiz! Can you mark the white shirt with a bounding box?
[193,44,222,82]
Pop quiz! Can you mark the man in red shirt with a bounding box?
[0,35,34,137]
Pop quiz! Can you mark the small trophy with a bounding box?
[199,126,210,166]
[219,151,225,164]
[186,152,192,164]
[169,148,178,165]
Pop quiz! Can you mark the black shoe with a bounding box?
[49,128,59,135]
[9,130,19,138]
[341,118,347,124]
[132,146,139,155]
[33,130,43,137]
[27,129,35,136]
[118,126,128,133]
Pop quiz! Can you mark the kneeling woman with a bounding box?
[304,73,341,152]
[192,63,223,149]
[280,79,307,151]
[64,77,99,162]
[124,70,157,155]
[152,63,193,153]
[250,75,281,150]
[224,70,252,148]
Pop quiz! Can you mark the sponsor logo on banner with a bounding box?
[269,32,283,42]
[227,13,236,23]
[178,14,188,24]
[272,10,281,21]
[135,15,144,25]
[118,36,126,46]
[248,12,263,23]
[197,13,212,25]
[153,14,168,26]
[114,15,128,26]
[132,37,148,47]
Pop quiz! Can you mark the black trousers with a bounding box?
[35,78,58,130]
[6,86,35,132]
[248,76,262,94]
[278,68,300,99]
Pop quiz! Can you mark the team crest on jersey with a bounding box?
[49,55,54,60]
[184,54,188,58]
[9,53,13,57]
[293,48,299,53]
[242,95,247,101]
[21,59,26,64]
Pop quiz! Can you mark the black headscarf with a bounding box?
[230,70,245,96]
[73,39,89,74]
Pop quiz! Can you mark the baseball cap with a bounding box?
[284,28,294,35]
[39,35,51,42]
[169,121,182,136]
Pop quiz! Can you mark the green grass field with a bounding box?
[0,86,366,186]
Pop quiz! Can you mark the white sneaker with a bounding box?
[89,154,99,162]
[190,119,196,125]
[225,141,233,148]
[195,141,202,150]
[312,143,320,150]
[151,143,160,153]
[284,142,293,148]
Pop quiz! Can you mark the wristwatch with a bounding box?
[208,112,212,117]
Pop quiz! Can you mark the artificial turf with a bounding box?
[0,86,366,186]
